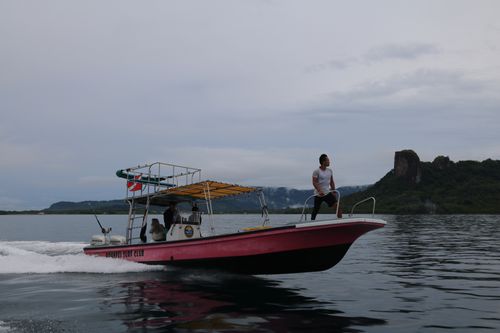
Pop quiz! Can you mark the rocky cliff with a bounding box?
[342,150,500,214]
[394,149,421,184]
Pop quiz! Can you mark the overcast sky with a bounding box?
[1,0,500,210]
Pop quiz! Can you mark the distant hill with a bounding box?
[41,185,369,214]
[5,151,498,215]
[341,150,500,214]
[210,186,368,213]
[44,200,129,214]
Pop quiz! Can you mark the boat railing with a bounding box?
[299,190,340,222]
[121,162,201,244]
[349,197,376,217]
[257,189,270,226]
[122,162,202,199]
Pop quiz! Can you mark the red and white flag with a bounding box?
[127,175,142,192]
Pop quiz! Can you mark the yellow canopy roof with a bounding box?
[135,180,258,205]
[160,180,257,199]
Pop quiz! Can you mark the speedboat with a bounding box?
[84,162,386,274]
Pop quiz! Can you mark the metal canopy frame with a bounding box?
[120,162,270,244]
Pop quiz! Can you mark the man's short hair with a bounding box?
[319,154,328,164]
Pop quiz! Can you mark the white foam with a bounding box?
[0,321,11,333]
[0,241,164,274]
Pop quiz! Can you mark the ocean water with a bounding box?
[0,214,499,332]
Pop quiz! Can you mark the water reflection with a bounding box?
[101,270,386,332]
[3,215,500,332]
[384,215,500,282]
[372,215,500,329]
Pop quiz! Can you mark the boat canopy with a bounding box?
[116,162,268,243]
[134,180,259,206]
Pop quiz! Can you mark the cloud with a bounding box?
[147,146,391,190]
[297,67,500,168]
[1,2,500,209]
[306,57,358,73]
[0,135,77,171]
[0,196,27,211]
[307,42,439,72]
[315,68,497,112]
[77,176,118,187]
[0,141,42,168]
[154,147,318,189]
[363,43,439,62]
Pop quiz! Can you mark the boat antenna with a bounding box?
[87,203,111,234]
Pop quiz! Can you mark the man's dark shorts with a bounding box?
[314,192,337,208]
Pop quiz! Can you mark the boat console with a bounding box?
[168,222,202,241]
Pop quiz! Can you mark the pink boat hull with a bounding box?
[84,218,385,274]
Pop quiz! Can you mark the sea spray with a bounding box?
[0,241,164,274]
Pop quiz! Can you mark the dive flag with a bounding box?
[127,175,142,192]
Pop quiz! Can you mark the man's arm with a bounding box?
[312,175,324,196]
[330,174,336,192]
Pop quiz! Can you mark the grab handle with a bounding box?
[300,190,340,222]
[349,197,376,217]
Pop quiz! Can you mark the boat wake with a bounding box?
[0,241,164,274]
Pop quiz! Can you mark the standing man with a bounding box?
[311,154,341,220]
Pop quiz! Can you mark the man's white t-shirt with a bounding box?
[312,168,333,196]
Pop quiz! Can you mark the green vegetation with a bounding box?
[2,158,499,215]
[341,159,500,214]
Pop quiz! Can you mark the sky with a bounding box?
[1,0,500,210]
